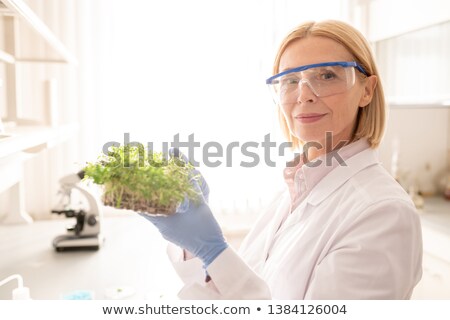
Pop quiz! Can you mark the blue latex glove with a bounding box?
[139,148,228,269]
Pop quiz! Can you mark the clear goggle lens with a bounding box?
[267,65,356,105]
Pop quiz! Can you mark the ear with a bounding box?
[359,75,377,107]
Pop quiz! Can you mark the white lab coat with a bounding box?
[167,146,423,299]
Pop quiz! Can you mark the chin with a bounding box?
[294,129,323,143]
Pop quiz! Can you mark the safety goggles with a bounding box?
[266,61,368,105]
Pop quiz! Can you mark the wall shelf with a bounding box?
[389,102,450,109]
[0,123,78,160]
[0,0,77,64]
[0,48,14,63]
[387,96,450,109]
[0,0,77,225]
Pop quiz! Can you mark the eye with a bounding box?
[318,70,337,80]
[280,76,300,86]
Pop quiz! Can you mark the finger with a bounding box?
[168,147,210,201]
[168,147,190,167]
[195,176,209,203]
[137,212,168,226]
[169,147,185,160]
[176,195,190,213]
[169,147,199,178]
[138,211,159,220]
[168,148,198,173]
[189,177,208,206]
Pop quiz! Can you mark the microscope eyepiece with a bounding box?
[77,170,85,180]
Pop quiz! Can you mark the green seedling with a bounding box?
[83,145,202,215]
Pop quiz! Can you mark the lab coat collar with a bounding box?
[301,138,371,192]
[284,138,371,206]
[306,146,380,207]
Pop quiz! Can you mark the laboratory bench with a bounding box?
[1,197,449,300]
[0,213,183,300]
[412,196,450,299]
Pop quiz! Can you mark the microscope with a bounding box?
[51,171,104,251]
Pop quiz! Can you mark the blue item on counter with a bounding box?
[62,290,94,300]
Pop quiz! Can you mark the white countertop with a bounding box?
[419,197,450,232]
[1,197,448,300]
[417,197,450,263]
[0,214,182,300]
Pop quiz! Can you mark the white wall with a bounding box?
[378,108,450,194]
[369,0,450,41]
[367,2,450,197]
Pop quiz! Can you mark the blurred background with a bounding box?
[0,0,449,300]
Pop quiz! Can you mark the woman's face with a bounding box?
[278,36,375,151]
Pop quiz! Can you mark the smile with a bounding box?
[294,113,327,124]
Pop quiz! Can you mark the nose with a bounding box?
[296,79,318,104]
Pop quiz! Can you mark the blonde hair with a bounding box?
[273,20,386,149]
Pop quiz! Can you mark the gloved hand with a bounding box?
[139,148,228,269]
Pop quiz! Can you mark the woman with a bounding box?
[143,20,423,299]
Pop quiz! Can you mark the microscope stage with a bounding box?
[53,233,104,252]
